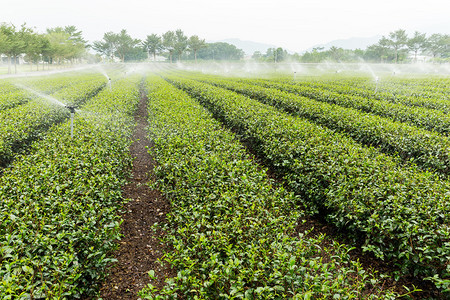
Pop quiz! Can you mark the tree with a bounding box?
[115,30,140,62]
[252,51,262,60]
[23,32,48,70]
[46,28,72,65]
[174,29,188,61]
[12,24,32,73]
[385,29,408,63]
[354,49,365,60]
[64,25,86,44]
[93,30,140,62]
[142,34,162,61]
[188,35,206,62]
[92,32,118,61]
[266,47,287,62]
[39,26,87,67]
[365,37,392,63]
[196,42,244,60]
[38,35,51,70]
[63,25,87,63]
[442,35,450,58]
[0,23,35,74]
[0,26,6,53]
[162,31,176,63]
[328,46,345,62]
[124,46,147,61]
[0,23,15,73]
[300,47,325,63]
[426,33,450,59]
[407,31,427,62]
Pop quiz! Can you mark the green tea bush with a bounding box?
[139,77,396,299]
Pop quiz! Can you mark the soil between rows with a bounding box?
[98,90,173,299]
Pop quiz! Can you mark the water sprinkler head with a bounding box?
[65,105,77,114]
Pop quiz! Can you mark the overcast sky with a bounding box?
[2,0,449,52]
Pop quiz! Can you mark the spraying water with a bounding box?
[16,83,82,138]
[374,76,380,93]
[358,62,378,81]
[15,84,66,107]
[95,65,110,80]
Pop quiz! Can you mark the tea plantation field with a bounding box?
[0,66,449,298]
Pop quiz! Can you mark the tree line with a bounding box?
[92,29,244,62]
[2,23,448,73]
[365,30,449,63]
[0,23,245,74]
[256,29,449,64]
[0,23,87,74]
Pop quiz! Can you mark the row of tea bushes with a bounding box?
[0,73,105,111]
[278,78,450,112]
[0,76,140,298]
[168,76,450,291]
[245,78,450,135]
[0,76,106,168]
[139,76,396,299]
[195,76,450,176]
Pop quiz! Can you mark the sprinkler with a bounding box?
[65,105,77,138]
[375,76,380,93]
[293,71,297,80]
[108,78,112,90]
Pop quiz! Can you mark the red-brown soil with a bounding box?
[98,91,173,299]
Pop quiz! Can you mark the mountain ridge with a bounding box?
[209,38,277,56]
[210,26,448,55]
[210,36,382,55]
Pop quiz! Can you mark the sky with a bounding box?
[2,0,449,52]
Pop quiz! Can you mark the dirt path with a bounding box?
[99,88,173,299]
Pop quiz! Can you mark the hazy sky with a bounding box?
[2,0,449,52]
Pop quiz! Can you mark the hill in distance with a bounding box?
[212,38,277,56]
[212,36,382,55]
[213,28,447,56]
[304,35,382,53]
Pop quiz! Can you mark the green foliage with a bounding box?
[0,75,140,298]
[0,23,34,74]
[0,82,32,111]
[193,75,450,175]
[282,77,450,113]
[188,35,206,62]
[92,29,142,62]
[0,23,88,72]
[0,74,107,167]
[143,34,163,61]
[162,31,176,63]
[45,26,87,63]
[168,76,450,290]
[254,47,289,63]
[139,76,396,299]
[174,29,188,61]
[196,42,245,60]
[427,33,450,59]
[248,78,450,135]
[385,29,409,63]
[294,29,449,63]
[408,31,427,61]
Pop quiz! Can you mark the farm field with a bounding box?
[0,65,449,299]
